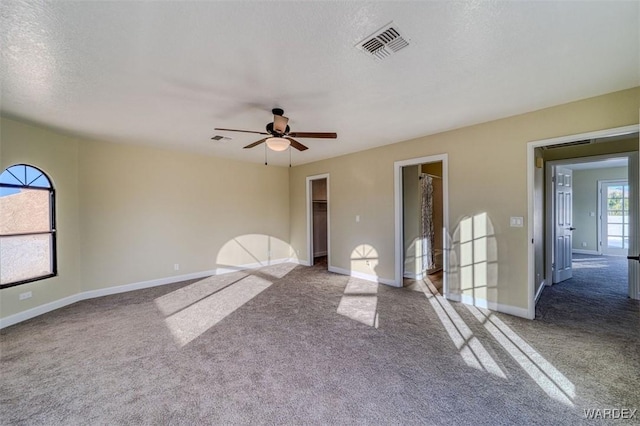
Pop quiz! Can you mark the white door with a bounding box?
[600,180,629,256]
[553,167,574,283]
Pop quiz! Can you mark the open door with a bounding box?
[553,166,574,283]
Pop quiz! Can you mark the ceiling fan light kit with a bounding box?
[266,137,290,152]
[213,108,337,157]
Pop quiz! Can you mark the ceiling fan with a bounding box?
[213,108,337,152]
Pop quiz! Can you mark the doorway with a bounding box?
[528,126,640,319]
[394,154,449,293]
[306,174,329,268]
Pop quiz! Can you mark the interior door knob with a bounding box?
[628,255,640,262]
[569,227,576,231]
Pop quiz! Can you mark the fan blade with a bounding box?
[243,138,268,149]
[287,132,337,139]
[215,128,269,135]
[273,115,289,133]
[285,137,308,151]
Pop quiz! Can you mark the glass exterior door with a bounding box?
[601,180,629,256]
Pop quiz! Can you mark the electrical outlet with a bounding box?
[19,291,32,300]
[356,215,360,223]
[174,264,180,271]
[582,242,587,247]
[510,217,524,227]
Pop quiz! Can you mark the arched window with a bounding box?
[0,164,56,288]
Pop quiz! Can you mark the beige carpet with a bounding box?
[1,259,638,424]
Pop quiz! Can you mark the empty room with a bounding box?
[1,1,639,424]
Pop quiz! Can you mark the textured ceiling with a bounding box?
[1,1,639,166]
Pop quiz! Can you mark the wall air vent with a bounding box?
[542,139,592,150]
[356,22,410,60]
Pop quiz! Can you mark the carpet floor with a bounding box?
[1,256,638,425]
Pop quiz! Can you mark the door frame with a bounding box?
[599,179,630,256]
[527,124,640,319]
[306,173,330,267]
[394,154,449,291]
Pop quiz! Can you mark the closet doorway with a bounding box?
[394,154,449,293]
[306,174,329,268]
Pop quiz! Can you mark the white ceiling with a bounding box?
[1,1,639,166]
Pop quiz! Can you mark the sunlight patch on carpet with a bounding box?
[466,305,575,406]
[337,279,379,328]
[159,274,272,347]
[420,279,505,378]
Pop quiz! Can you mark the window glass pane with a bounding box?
[607,236,623,249]
[607,223,622,236]
[29,174,51,188]
[624,237,629,249]
[623,224,629,236]
[0,187,20,197]
[0,234,53,284]
[623,185,629,197]
[25,166,43,185]
[0,188,51,234]
[0,169,22,185]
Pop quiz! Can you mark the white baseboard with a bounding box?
[572,249,600,255]
[0,293,84,330]
[403,271,427,280]
[446,293,530,319]
[0,258,295,329]
[328,265,397,287]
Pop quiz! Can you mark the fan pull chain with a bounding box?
[289,146,292,167]
[264,143,267,166]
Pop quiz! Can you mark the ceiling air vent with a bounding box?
[211,135,232,142]
[357,22,410,60]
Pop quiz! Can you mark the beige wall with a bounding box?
[1,116,290,319]
[1,118,82,317]
[573,167,628,252]
[289,87,640,312]
[78,139,290,291]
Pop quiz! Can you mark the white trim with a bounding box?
[0,258,296,329]
[527,125,640,320]
[628,152,639,299]
[328,265,395,286]
[306,174,330,267]
[0,293,83,330]
[534,280,546,303]
[403,271,426,280]
[448,293,530,319]
[394,154,449,293]
[572,249,600,256]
